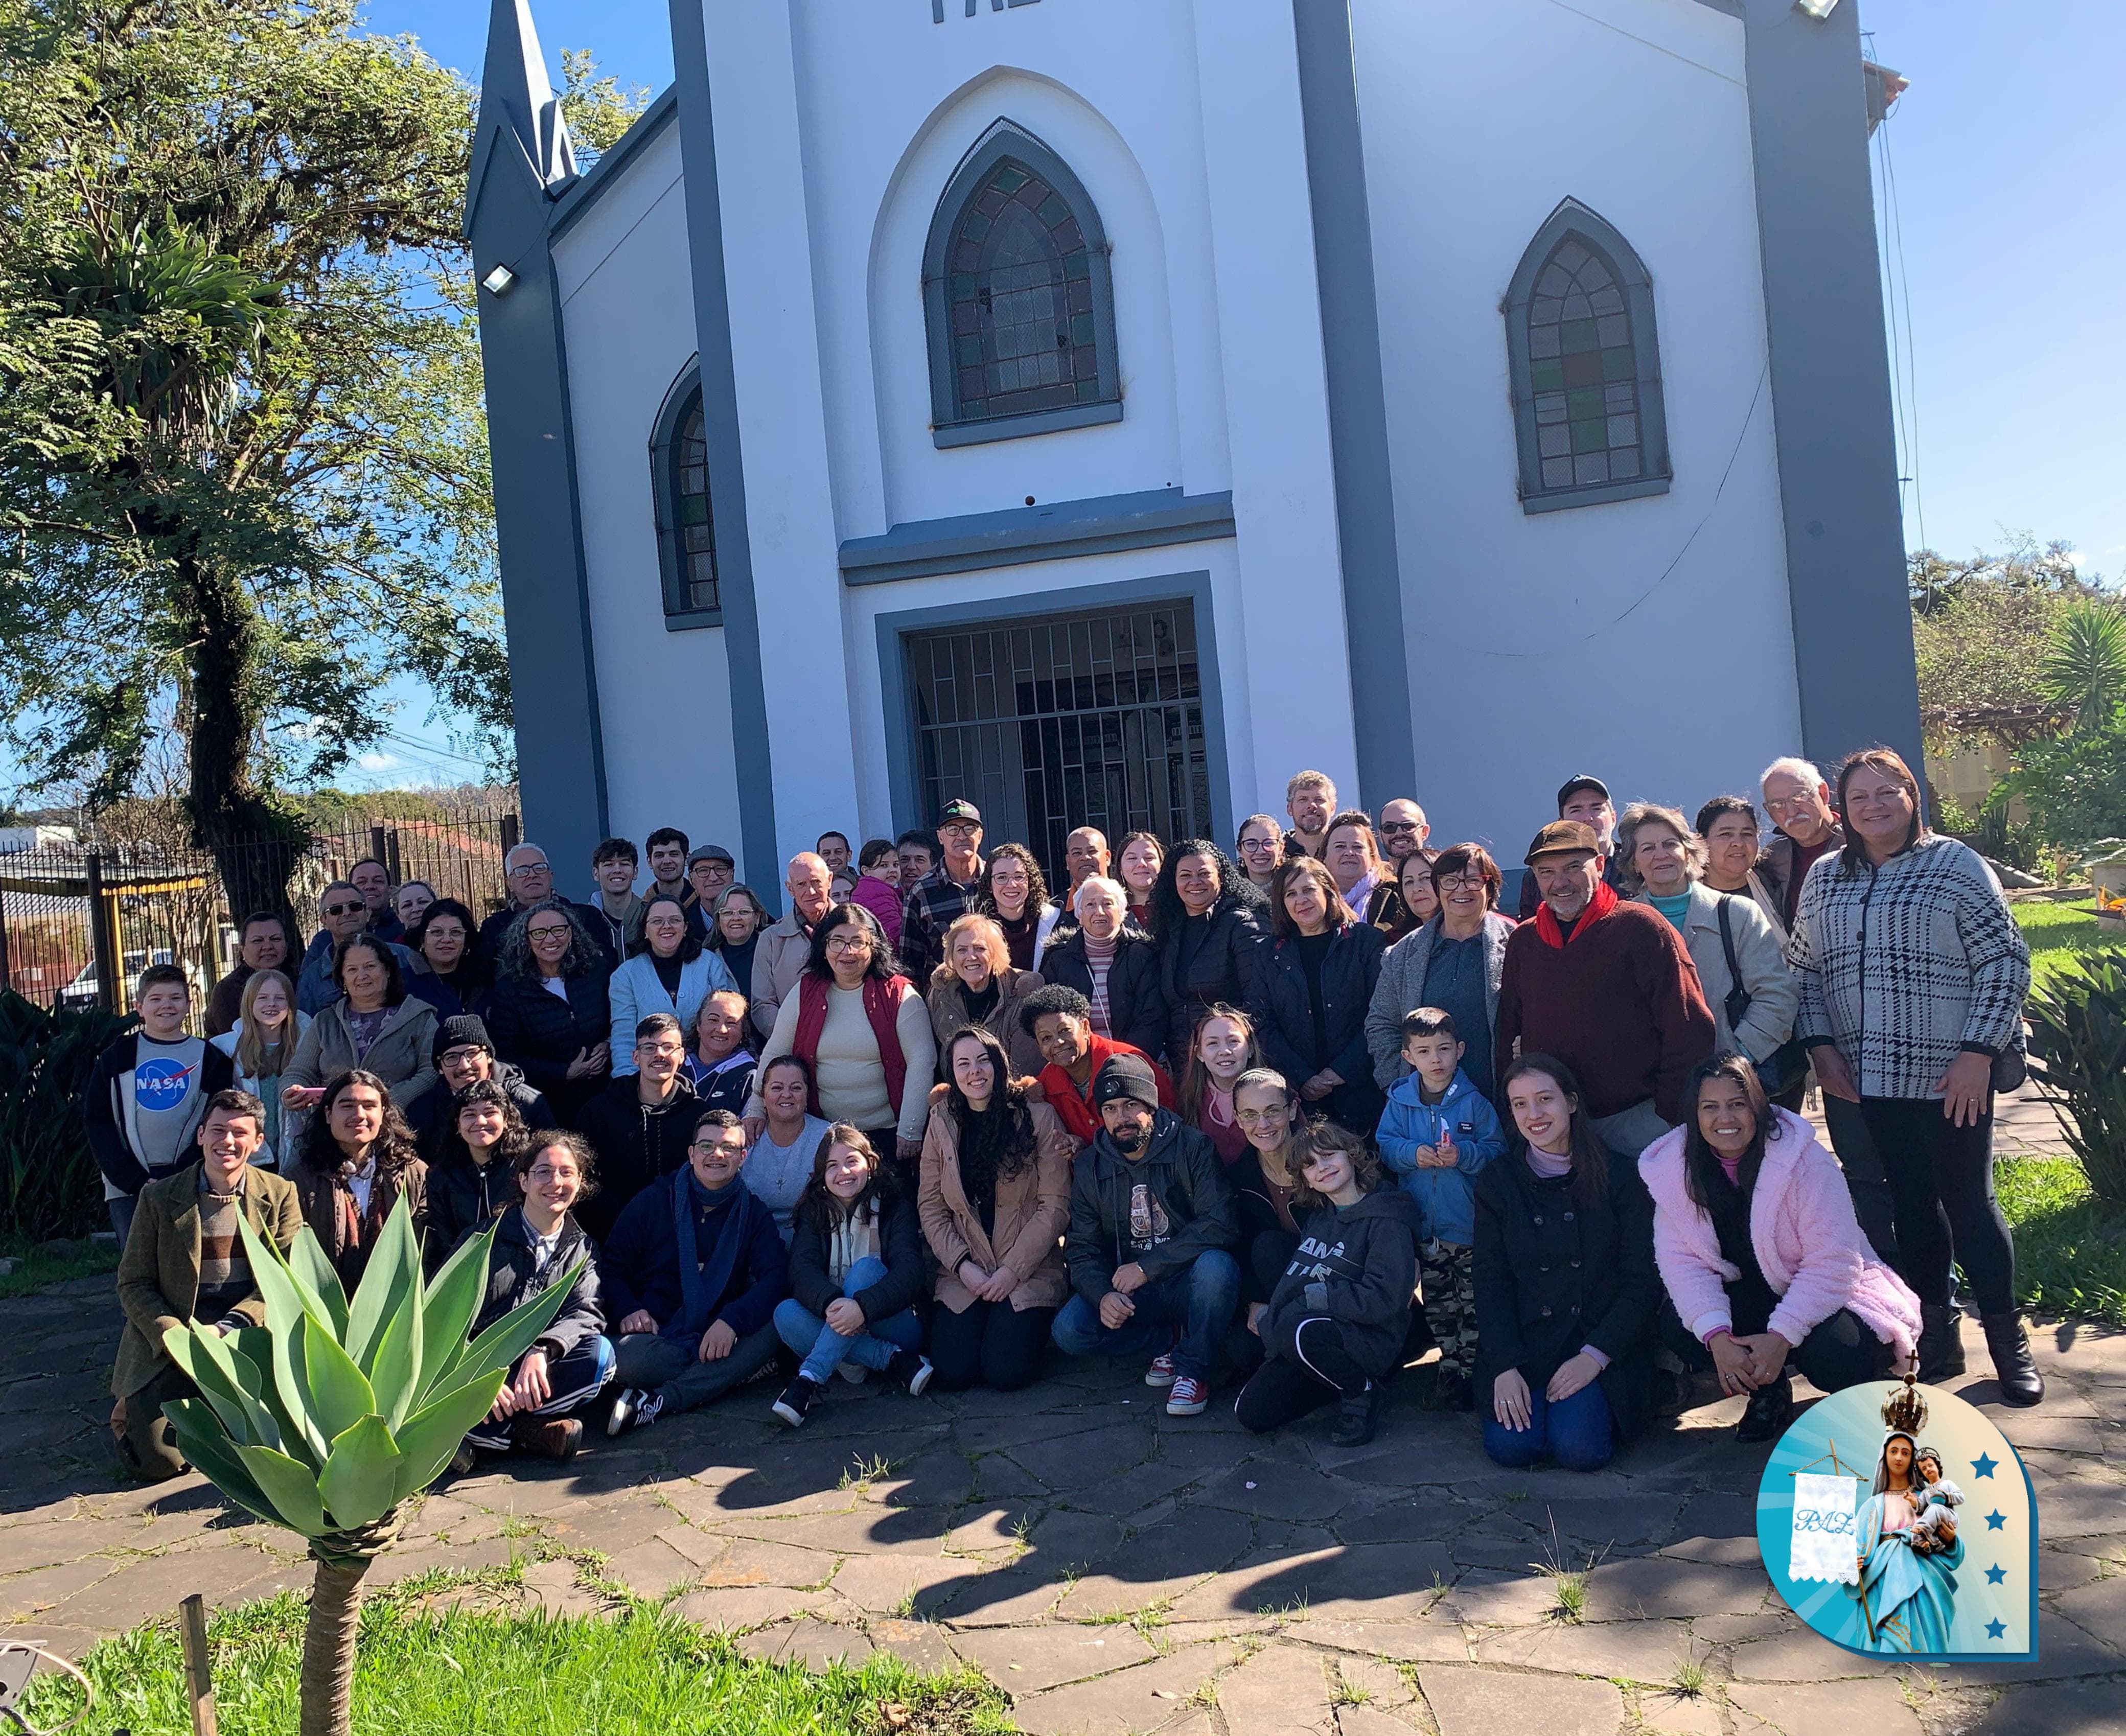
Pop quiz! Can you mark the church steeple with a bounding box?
[471,0,577,210]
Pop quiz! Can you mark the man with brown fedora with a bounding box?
[1494,820,1716,1156]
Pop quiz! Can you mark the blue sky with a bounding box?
[15,1,2122,798]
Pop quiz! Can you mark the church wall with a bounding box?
[1352,0,1804,858]
[550,125,745,872]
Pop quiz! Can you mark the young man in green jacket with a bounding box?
[111,1089,303,1481]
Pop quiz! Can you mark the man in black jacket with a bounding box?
[576,1014,700,1241]
[405,1014,556,1156]
[1052,1053,1239,1417]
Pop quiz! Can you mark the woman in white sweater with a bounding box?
[746,902,936,1172]
[608,894,736,1074]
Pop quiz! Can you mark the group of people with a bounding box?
[89,746,2043,1486]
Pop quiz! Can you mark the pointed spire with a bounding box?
[476,0,577,192]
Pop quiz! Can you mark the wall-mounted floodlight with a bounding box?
[1794,0,1840,17]
[481,263,517,295]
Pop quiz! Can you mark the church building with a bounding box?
[468,0,1922,898]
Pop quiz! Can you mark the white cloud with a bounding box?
[356,752,399,771]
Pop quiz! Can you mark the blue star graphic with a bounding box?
[1985,1564,2007,1585]
[1986,1618,2007,1640]
[1986,1510,2007,1531]
[1971,1452,1999,1479]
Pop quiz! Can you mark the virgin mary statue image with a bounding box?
[1845,1379,1961,1653]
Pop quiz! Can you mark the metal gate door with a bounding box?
[905,600,1212,883]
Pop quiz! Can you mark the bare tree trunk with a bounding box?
[299,1552,371,1736]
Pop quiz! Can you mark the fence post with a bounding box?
[0,884,11,996]
[384,826,403,886]
[85,851,119,1013]
[369,825,388,878]
[500,812,520,858]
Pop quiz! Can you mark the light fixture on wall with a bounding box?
[481,263,517,295]
[1794,0,1841,17]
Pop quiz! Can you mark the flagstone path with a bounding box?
[3,1275,2121,1735]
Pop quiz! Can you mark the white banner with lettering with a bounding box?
[1789,1472,1861,1584]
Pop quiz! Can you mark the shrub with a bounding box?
[0,990,135,1241]
[2025,959,2126,1206]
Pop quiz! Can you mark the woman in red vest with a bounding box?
[748,903,936,1175]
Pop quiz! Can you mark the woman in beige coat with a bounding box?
[919,1026,1076,1391]
[926,913,1047,1079]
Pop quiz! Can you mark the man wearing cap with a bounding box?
[404,1013,557,1158]
[901,799,986,982]
[750,853,836,1037]
[1494,821,1715,1155]
[1515,776,1628,920]
[1051,1053,1240,1417]
[682,843,738,939]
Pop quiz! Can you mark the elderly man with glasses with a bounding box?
[294,881,418,1015]
[476,843,611,972]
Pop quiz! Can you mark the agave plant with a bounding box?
[2027,957,2126,1207]
[159,1195,581,1736]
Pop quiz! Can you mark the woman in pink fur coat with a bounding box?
[1639,1054,1921,1441]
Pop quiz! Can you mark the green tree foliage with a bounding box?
[1909,538,2096,752]
[1997,599,2126,849]
[0,0,501,916]
[2042,598,2126,730]
[559,47,651,161]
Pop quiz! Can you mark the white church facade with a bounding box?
[467,0,1922,897]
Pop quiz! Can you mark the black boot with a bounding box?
[1917,1303,1966,1381]
[1981,1312,2044,1406]
[1736,1374,1794,1443]
[1331,1383,1382,1448]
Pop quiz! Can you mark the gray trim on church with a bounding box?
[1741,0,1924,777]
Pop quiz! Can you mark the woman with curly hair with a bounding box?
[289,1069,430,1289]
[1234,1118,1420,1448]
[1152,839,1266,1066]
[918,1026,1075,1392]
[485,897,614,1124]
[979,842,1062,974]
[427,1078,535,1253]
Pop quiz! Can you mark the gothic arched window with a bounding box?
[923,121,1121,448]
[649,367,719,621]
[1505,200,1671,512]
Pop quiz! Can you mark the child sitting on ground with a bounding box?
[1905,1446,1963,1552]
[1375,1007,1506,1411]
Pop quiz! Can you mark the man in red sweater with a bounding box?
[1494,822,1715,1156]
[1019,984,1174,1144]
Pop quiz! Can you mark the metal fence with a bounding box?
[0,802,519,1033]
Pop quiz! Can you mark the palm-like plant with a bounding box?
[2041,598,2126,732]
[2027,958,2126,1206]
[159,1197,580,1736]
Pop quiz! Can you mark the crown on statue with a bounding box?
[1881,1373,1929,1437]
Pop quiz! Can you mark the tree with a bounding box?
[161,1197,577,1736]
[2042,598,2126,731]
[0,5,641,923]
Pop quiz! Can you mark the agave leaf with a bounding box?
[162,1400,282,1530]
[234,1327,314,1466]
[301,1313,377,1444]
[284,1230,351,1338]
[415,1222,495,1402]
[344,1197,420,1373]
[234,1444,330,1536]
[160,1326,264,1446]
[367,1293,423,1433]
[265,1303,329,1465]
[452,1257,585,1390]
[238,1215,328,1338]
[389,1369,511,1502]
[317,1414,403,1531]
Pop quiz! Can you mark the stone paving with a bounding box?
[4,1271,2123,1736]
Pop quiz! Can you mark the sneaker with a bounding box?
[511,1416,583,1461]
[1165,1375,1210,1417]
[1736,1374,1794,1443]
[887,1350,935,1397]
[1331,1383,1382,1448]
[606,1387,664,1436]
[772,1376,825,1428]
[448,1439,480,1476]
[836,1361,868,1384]
[1145,1352,1177,1388]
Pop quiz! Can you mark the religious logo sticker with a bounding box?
[1757,1374,2039,1662]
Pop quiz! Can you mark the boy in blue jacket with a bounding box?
[1375,1007,1505,1410]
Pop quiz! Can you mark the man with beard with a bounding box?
[1282,771,1337,861]
[1051,1054,1239,1418]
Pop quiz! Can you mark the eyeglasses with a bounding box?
[1761,796,1816,816]
[1436,872,1486,889]
[938,823,978,840]
[1378,821,1422,836]
[825,934,870,953]
[1234,1108,1286,1128]
[507,863,549,879]
[323,901,363,916]
[526,924,571,941]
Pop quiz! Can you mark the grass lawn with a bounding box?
[1997,1155,2126,1328]
[0,1232,120,1301]
[22,1593,1011,1736]
[2012,894,2126,991]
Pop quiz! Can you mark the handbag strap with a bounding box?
[1715,895,1753,1034]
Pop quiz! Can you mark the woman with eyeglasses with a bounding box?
[1366,843,1516,1106]
[608,894,737,1076]
[1234,814,1285,898]
[404,897,486,1019]
[746,902,936,1174]
[485,898,614,1125]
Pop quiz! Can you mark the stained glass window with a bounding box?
[673,402,718,613]
[1505,200,1669,511]
[946,160,1100,423]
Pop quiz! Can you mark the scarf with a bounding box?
[791,973,911,1121]
[1533,878,1618,949]
[670,1167,747,1339]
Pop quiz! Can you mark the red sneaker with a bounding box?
[1165,1375,1210,1417]
[1144,1352,1177,1387]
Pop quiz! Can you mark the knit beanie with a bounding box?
[434,1014,495,1064]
